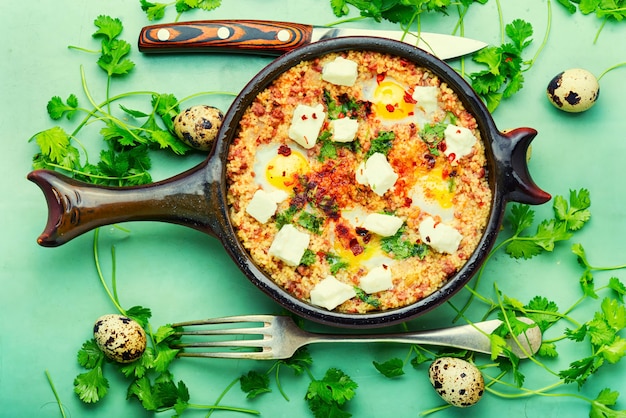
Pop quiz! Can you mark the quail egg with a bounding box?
[173,105,224,151]
[428,357,485,407]
[93,314,147,363]
[546,68,600,113]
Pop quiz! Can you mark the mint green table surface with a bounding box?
[1,1,625,417]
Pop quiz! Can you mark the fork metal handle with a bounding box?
[293,319,501,356]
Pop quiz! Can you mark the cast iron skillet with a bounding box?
[28,37,551,328]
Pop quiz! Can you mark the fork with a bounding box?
[170,314,542,360]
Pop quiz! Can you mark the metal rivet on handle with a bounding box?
[277,30,291,42]
[157,29,171,41]
[217,27,230,39]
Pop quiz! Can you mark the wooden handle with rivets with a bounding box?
[138,20,314,55]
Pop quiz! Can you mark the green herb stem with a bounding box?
[183,403,260,416]
[44,370,68,418]
[525,0,552,71]
[205,377,241,417]
[93,228,126,315]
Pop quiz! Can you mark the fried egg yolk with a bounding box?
[254,144,310,193]
[370,78,415,122]
[422,166,454,209]
[333,235,388,271]
[411,166,456,221]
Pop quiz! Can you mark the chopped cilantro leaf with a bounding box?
[306,368,357,418]
[300,249,317,266]
[355,287,381,308]
[373,357,405,378]
[240,370,271,399]
[381,228,428,259]
[366,131,395,158]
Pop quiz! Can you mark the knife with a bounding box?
[138,20,486,60]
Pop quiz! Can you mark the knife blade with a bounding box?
[138,20,486,60]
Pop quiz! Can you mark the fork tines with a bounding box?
[170,314,275,359]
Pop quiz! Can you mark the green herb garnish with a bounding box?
[366,130,395,158]
[381,227,428,260]
[326,253,350,274]
[355,287,382,308]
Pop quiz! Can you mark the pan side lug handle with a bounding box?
[494,127,551,206]
[27,164,219,247]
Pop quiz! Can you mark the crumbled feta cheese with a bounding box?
[330,118,359,142]
[310,275,357,310]
[418,216,463,254]
[288,104,326,149]
[321,56,358,87]
[355,152,398,196]
[363,213,403,237]
[411,86,439,115]
[360,265,393,294]
[268,224,310,266]
[444,124,477,162]
[246,190,289,224]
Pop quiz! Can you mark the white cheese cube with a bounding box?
[310,275,357,310]
[321,57,358,87]
[444,124,477,162]
[362,152,398,196]
[330,118,359,142]
[360,265,393,294]
[418,216,463,254]
[363,213,403,237]
[246,190,279,224]
[288,104,326,149]
[355,161,368,185]
[268,224,311,266]
[411,86,439,115]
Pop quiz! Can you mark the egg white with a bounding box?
[253,143,311,194]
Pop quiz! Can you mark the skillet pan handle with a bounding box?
[27,161,220,247]
[493,127,551,205]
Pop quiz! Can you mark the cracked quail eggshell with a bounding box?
[428,357,485,407]
[93,314,147,363]
[546,68,599,113]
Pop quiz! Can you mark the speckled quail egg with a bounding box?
[547,68,600,113]
[173,105,224,151]
[93,314,147,363]
[428,357,485,407]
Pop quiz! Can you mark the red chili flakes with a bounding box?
[376,73,386,84]
[312,113,318,119]
[278,144,292,156]
[424,153,436,169]
[350,238,364,256]
[385,104,396,113]
[301,114,308,120]
[403,91,417,104]
[448,153,457,163]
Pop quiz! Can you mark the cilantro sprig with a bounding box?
[557,0,626,42]
[29,15,234,187]
[140,0,222,21]
[504,188,591,259]
[469,19,537,112]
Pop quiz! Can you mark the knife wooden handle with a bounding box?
[138,20,313,55]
